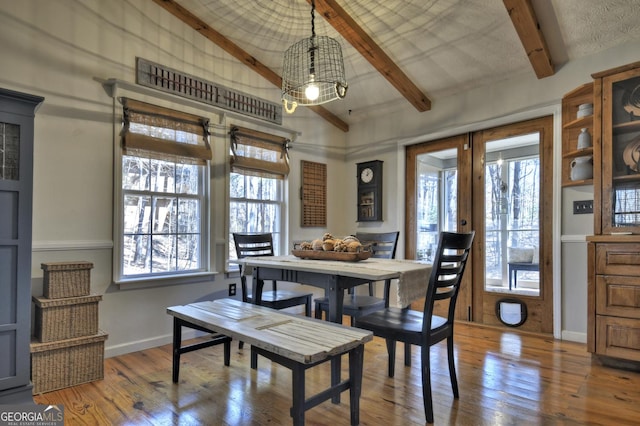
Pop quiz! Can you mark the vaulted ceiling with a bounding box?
[152,0,640,131]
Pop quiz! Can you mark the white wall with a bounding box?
[2,0,639,355]
[0,0,344,357]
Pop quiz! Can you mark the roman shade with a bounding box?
[230,126,290,178]
[121,97,211,165]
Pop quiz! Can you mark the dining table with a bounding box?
[237,254,433,402]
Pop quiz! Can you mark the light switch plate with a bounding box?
[573,200,593,214]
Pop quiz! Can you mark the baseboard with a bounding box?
[561,330,587,343]
[105,328,201,358]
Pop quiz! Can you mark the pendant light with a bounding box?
[281,0,348,114]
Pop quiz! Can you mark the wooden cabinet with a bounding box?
[561,82,594,187]
[356,160,383,222]
[588,237,640,363]
[587,61,640,368]
[594,62,640,234]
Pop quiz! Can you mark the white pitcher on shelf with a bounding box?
[570,156,593,181]
[577,128,592,149]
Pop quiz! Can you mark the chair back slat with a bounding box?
[355,231,400,259]
[423,231,475,332]
[233,233,275,259]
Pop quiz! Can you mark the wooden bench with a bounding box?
[167,298,373,426]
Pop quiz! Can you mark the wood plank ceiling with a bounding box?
[152,0,553,132]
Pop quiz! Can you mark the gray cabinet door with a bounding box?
[0,89,43,402]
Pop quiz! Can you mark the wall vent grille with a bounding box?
[136,57,282,125]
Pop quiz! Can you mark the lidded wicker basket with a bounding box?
[41,261,93,299]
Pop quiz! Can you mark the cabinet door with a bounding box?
[601,68,640,234]
[596,315,640,361]
[595,243,640,275]
[596,275,640,318]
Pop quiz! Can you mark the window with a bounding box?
[115,98,211,283]
[228,126,289,261]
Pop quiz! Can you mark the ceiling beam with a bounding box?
[310,0,431,112]
[151,0,349,132]
[503,0,554,79]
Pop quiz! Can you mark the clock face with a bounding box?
[360,167,374,183]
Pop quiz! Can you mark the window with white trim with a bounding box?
[115,98,211,282]
[228,126,289,260]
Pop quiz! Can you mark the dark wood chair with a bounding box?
[313,231,399,325]
[353,231,474,423]
[233,233,313,316]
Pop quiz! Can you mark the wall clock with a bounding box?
[356,160,383,222]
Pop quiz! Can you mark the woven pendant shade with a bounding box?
[281,1,347,113]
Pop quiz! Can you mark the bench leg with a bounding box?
[348,345,365,426]
[224,339,231,366]
[331,357,341,403]
[172,317,232,383]
[251,346,258,370]
[172,317,182,383]
[291,363,306,426]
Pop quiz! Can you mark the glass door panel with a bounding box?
[415,148,457,262]
[484,136,540,296]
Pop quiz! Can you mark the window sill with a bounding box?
[115,271,218,289]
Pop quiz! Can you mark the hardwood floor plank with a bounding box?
[33,322,640,425]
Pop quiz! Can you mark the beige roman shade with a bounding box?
[230,126,290,178]
[121,98,211,165]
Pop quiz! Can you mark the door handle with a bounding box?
[460,219,467,226]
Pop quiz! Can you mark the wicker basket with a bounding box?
[41,261,93,299]
[33,295,102,342]
[30,331,108,394]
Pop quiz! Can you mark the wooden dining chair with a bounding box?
[313,231,399,325]
[233,233,313,317]
[353,231,474,423]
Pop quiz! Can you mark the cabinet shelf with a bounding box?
[563,147,594,159]
[563,115,593,130]
[612,173,640,183]
[563,178,593,187]
[613,120,640,135]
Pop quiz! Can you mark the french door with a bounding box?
[471,117,553,333]
[406,116,554,333]
[405,134,473,320]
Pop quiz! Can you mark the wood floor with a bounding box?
[33,321,640,425]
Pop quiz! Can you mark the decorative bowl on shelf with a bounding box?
[577,103,593,118]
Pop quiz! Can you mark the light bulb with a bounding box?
[305,83,319,101]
